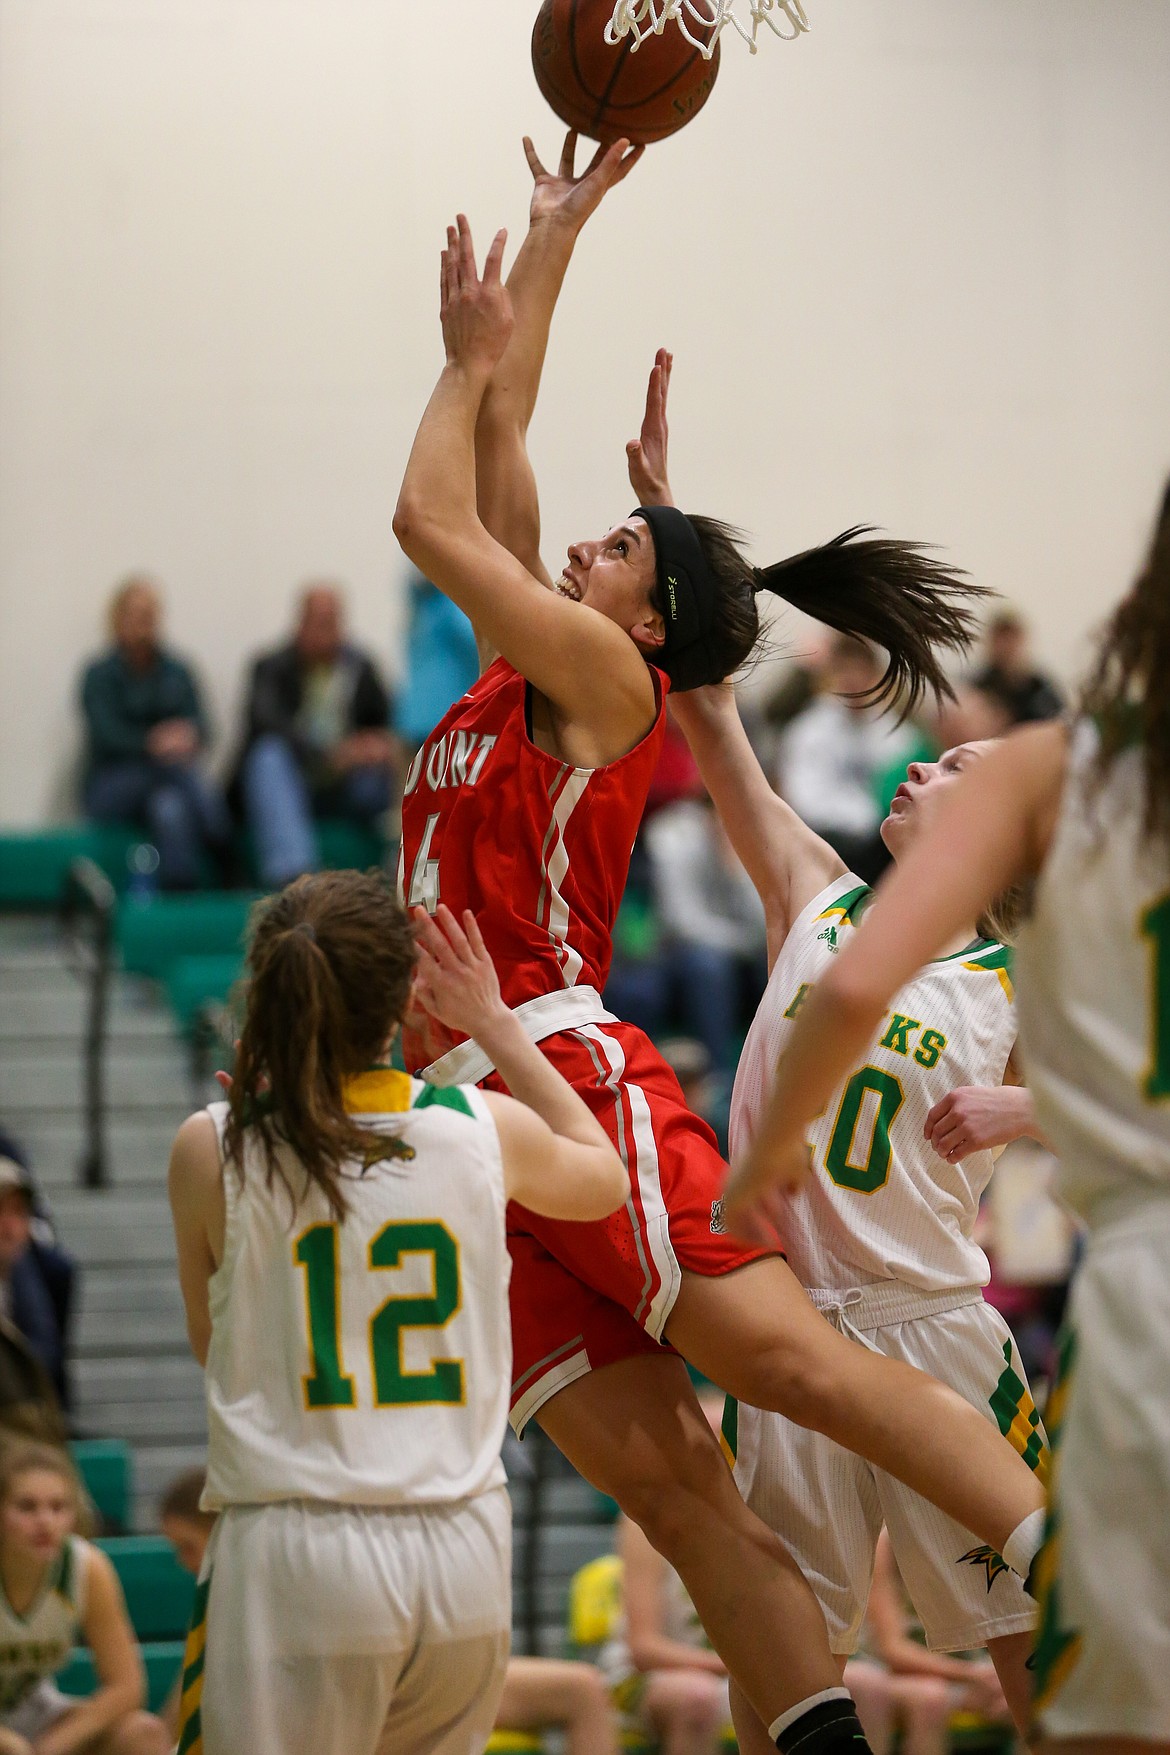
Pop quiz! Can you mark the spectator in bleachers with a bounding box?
[234,583,397,887]
[493,1659,618,1755]
[80,577,232,891]
[773,634,933,884]
[393,570,480,757]
[156,1468,216,1741]
[0,1441,169,1753]
[156,1467,215,1582]
[0,1143,76,1418]
[969,609,1064,727]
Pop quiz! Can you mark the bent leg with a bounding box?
[665,1262,1043,1556]
[495,1657,617,1755]
[643,1668,730,1755]
[537,1352,842,1728]
[92,1713,174,1755]
[891,1676,952,1755]
[243,734,318,886]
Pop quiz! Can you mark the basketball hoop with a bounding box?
[605,0,810,57]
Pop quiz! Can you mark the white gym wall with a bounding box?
[1,0,1168,820]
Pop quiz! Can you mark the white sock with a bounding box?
[769,1688,853,1743]
[1002,1507,1046,1578]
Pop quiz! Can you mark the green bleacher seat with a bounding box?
[315,817,387,872]
[69,1438,132,1534]
[117,893,257,982]
[96,1536,196,1641]
[57,1639,185,1713]
[0,827,95,908]
[165,952,245,1033]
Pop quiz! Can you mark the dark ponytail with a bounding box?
[1081,476,1170,841]
[225,870,418,1220]
[671,516,989,709]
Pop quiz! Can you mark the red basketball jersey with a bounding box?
[399,658,666,1071]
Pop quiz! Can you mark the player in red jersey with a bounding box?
[393,137,1045,1755]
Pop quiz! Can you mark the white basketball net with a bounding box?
[606,0,810,57]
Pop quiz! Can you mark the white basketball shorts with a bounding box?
[1032,1197,1170,1742]
[728,1287,1042,1654]
[179,1488,511,1755]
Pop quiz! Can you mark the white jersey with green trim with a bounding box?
[0,1535,87,1717]
[730,873,1016,1294]
[1015,719,1170,1221]
[202,1074,510,1510]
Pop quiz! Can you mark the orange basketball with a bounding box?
[531,0,721,146]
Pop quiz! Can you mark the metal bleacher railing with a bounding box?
[60,856,118,1190]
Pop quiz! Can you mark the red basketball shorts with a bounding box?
[484,1018,773,1433]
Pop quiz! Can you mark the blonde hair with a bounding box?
[0,1441,82,1515]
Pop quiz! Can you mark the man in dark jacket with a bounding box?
[81,576,232,889]
[236,583,396,887]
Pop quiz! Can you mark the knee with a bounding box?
[615,1442,733,1562]
[104,1711,172,1755]
[901,1677,952,1729]
[245,733,297,781]
[654,1670,726,1736]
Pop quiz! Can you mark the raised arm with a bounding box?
[624,354,844,962]
[473,133,643,626]
[724,722,1068,1229]
[393,214,654,760]
[673,685,847,967]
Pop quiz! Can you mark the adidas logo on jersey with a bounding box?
[710,1199,726,1235]
[817,924,840,952]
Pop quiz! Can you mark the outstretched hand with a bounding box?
[723,1137,813,1244]
[412,905,508,1044]
[440,214,513,376]
[523,130,643,234]
[627,347,673,505]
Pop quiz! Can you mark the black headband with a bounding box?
[633,505,723,692]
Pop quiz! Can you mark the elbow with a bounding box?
[392,494,422,558]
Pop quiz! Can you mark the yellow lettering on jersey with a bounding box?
[879,1013,921,1056]
[783,983,813,1020]
[914,1028,948,1069]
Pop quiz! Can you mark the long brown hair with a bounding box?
[1081,477,1170,840]
[670,517,989,709]
[225,870,418,1220]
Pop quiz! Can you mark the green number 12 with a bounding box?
[1141,893,1170,1101]
[294,1220,464,1410]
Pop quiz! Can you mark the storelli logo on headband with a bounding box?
[666,573,680,620]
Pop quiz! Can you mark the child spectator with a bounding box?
[0,1442,168,1754]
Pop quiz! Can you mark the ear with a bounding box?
[630,614,666,655]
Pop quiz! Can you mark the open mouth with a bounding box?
[555,573,582,603]
[891,783,912,805]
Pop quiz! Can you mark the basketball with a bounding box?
[531,0,721,146]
